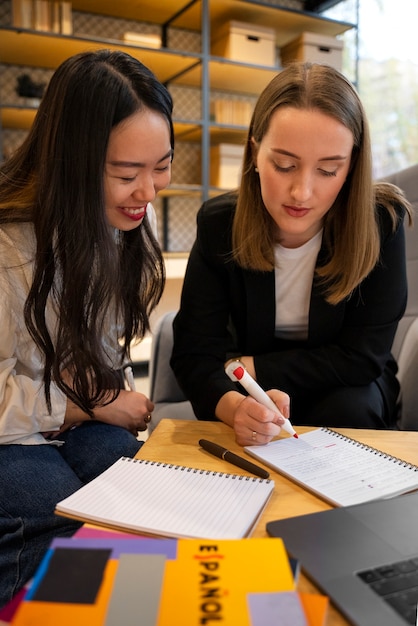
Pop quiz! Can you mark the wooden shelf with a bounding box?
[1,106,37,129]
[1,112,246,146]
[209,125,248,145]
[160,184,202,198]
[0,106,202,141]
[71,0,353,47]
[71,0,194,25]
[0,28,199,82]
[175,57,277,93]
[160,183,240,199]
[172,122,248,144]
[170,0,354,45]
[172,121,202,142]
[1,0,356,249]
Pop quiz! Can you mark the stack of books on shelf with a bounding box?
[12,0,72,35]
[6,528,329,625]
[123,31,162,49]
[210,143,244,189]
[210,98,253,127]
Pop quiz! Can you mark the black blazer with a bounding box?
[171,193,407,421]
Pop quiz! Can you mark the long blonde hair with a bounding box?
[233,62,412,305]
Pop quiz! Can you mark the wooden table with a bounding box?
[138,418,418,626]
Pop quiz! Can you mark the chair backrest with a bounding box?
[149,310,185,405]
[148,311,196,433]
[383,164,418,428]
[383,164,418,357]
[384,164,418,320]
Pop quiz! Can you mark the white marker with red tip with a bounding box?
[225,361,298,439]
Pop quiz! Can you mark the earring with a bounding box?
[255,167,259,173]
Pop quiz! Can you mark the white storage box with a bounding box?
[211,21,276,67]
[280,32,343,71]
[210,143,244,189]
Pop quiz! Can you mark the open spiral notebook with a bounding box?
[55,457,274,539]
[245,427,418,507]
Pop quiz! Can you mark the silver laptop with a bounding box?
[267,491,418,626]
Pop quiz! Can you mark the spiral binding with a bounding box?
[121,456,272,482]
[323,427,418,471]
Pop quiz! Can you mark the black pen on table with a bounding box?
[199,439,270,479]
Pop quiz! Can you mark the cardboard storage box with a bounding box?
[211,21,276,67]
[280,32,343,71]
[210,143,244,189]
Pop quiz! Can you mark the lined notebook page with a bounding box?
[245,428,418,507]
[55,457,274,539]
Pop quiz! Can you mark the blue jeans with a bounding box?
[0,422,142,608]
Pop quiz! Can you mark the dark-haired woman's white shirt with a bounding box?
[0,223,121,445]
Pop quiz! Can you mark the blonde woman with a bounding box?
[172,62,412,446]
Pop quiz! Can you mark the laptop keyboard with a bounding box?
[357,558,418,625]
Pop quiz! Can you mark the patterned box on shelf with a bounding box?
[210,143,244,189]
[280,31,343,71]
[211,20,277,67]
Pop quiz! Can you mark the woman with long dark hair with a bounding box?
[0,49,173,606]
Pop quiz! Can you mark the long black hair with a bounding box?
[0,50,173,415]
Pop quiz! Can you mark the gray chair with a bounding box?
[383,164,418,429]
[148,164,418,431]
[148,310,196,433]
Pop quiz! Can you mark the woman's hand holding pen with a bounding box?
[234,389,291,447]
[218,356,292,447]
[216,387,290,447]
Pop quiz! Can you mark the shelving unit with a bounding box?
[0,27,199,77]
[0,0,355,248]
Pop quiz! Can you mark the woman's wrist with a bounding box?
[234,356,255,379]
[224,357,243,370]
[215,390,246,428]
